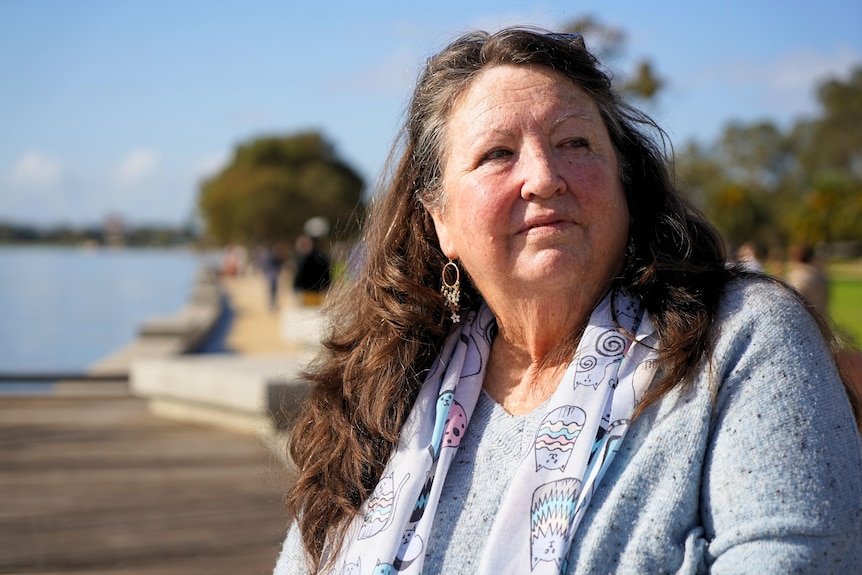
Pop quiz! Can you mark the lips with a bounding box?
[517,215,575,235]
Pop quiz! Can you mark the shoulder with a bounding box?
[703,277,859,474]
[700,276,859,458]
[710,277,828,379]
[698,278,862,569]
[716,276,810,330]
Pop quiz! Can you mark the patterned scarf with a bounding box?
[322,291,658,575]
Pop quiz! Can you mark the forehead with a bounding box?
[449,64,600,128]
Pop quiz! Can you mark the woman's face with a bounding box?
[429,64,629,305]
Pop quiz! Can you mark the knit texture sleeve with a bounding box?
[702,280,862,573]
[272,522,309,575]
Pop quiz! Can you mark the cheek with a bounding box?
[450,183,514,238]
[598,180,628,224]
[572,160,626,212]
[575,168,629,244]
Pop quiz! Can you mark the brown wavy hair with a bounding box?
[284,27,859,570]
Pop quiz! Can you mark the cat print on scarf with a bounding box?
[323,292,658,575]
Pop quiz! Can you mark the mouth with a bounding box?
[518,218,575,236]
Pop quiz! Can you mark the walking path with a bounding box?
[220,272,306,355]
[0,272,309,574]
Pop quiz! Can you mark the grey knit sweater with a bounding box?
[274,279,862,574]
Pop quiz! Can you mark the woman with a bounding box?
[275,28,862,574]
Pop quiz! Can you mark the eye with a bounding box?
[562,137,590,149]
[480,148,512,163]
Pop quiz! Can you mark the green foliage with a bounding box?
[718,122,794,188]
[795,68,862,176]
[623,60,664,101]
[676,66,862,254]
[562,15,664,103]
[562,16,625,62]
[197,132,364,246]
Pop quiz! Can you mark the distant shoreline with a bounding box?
[0,218,200,248]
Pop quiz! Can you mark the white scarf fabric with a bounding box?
[322,291,658,575]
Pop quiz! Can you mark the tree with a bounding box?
[197,132,364,246]
[794,67,862,178]
[675,141,725,213]
[562,15,665,103]
[791,172,862,245]
[562,16,625,62]
[676,67,862,253]
[675,143,781,251]
[717,121,794,190]
[787,67,862,245]
[623,60,664,101]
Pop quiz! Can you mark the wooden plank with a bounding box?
[0,395,292,575]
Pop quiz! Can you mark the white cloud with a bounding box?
[671,44,862,136]
[760,47,861,118]
[114,148,158,185]
[9,151,62,188]
[771,45,861,94]
[724,45,861,91]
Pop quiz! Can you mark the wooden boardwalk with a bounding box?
[0,393,293,575]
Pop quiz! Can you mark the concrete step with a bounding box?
[130,353,314,434]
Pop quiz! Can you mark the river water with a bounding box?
[0,246,214,375]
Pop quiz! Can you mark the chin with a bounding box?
[528,245,587,270]
[519,253,591,284]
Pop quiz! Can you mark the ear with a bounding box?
[428,205,459,260]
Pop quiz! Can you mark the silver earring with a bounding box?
[441,260,461,323]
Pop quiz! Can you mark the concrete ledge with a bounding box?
[139,307,217,337]
[88,336,189,376]
[88,267,224,377]
[130,353,313,433]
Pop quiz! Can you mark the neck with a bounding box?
[489,284,606,359]
[481,293,598,415]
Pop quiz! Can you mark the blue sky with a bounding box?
[2,0,860,227]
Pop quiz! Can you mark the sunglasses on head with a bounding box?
[544,32,586,48]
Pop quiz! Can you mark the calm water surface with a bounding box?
[0,246,213,373]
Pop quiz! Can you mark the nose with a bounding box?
[519,145,565,200]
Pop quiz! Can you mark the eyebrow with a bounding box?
[472,127,517,140]
[551,112,597,131]
[469,113,596,141]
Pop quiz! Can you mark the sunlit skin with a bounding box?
[429,64,630,414]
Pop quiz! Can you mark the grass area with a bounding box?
[829,259,862,348]
[831,279,862,348]
[830,259,862,282]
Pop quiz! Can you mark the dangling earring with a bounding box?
[441,259,461,323]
